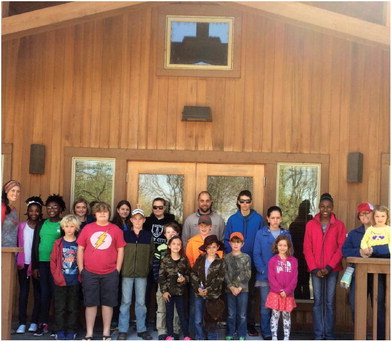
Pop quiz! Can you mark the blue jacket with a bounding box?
[342,225,390,258]
[224,209,263,260]
[253,227,292,282]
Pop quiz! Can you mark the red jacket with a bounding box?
[303,213,346,272]
[50,238,81,286]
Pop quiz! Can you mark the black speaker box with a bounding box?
[29,144,45,174]
[347,152,363,183]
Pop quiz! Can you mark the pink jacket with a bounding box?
[303,213,346,272]
[268,255,298,297]
[16,221,33,276]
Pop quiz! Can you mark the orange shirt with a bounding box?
[185,233,223,267]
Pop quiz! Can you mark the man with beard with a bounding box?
[182,191,225,248]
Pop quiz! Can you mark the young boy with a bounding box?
[191,235,226,340]
[77,202,126,340]
[118,209,155,340]
[50,214,81,340]
[186,215,223,267]
[224,232,252,340]
[153,222,182,340]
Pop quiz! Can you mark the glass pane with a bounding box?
[72,158,115,207]
[207,176,253,223]
[277,164,320,228]
[138,174,184,223]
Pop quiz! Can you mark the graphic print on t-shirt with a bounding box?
[276,259,292,274]
[62,243,78,275]
[90,230,113,250]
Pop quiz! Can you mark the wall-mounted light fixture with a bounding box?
[182,106,212,122]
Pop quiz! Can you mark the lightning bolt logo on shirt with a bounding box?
[90,231,113,251]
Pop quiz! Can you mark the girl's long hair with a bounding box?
[111,200,132,230]
[271,235,294,257]
[166,235,185,258]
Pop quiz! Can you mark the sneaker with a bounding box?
[184,337,191,341]
[247,325,259,337]
[118,332,127,340]
[51,330,57,337]
[158,335,168,340]
[137,332,152,340]
[34,323,49,336]
[225,337,233,340]
[65,331,77,340]
[55,330,66,340]
[262,336,272,340]
[28,323,38,332]
[239,338,246,341]
[165,337,174,341]
[16,324,26,334]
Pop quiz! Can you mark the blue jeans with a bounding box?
[259,285,271,337]
[226,292,248,338]
[118,277,147,333]
[166,295,188,337]
[194,296,218,340]
[311,271,338,339]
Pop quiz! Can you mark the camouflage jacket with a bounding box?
[191,253,226,299]
[158,254,191,296]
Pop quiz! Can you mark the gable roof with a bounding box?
[2,1,389,47]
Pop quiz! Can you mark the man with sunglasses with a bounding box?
[143,198,178,331]
[224,190,264,337]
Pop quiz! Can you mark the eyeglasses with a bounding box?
[239,199,251,204]
[153,206,164,210]
[47,206,59,210]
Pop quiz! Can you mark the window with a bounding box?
[277,163,320,228]
[165,16,234,70]
[71,157,115,208]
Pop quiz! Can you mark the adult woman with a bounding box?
[303,193,346,340]
[111,200,132,231]
[253,206,291,340]
[1,180,21,247]
[72,197,94,231]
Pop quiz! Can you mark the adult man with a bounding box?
[224,190,264,337]
[144,198,177,248]
[182,191,225,248]
[143,198,177,329]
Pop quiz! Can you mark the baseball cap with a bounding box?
[131,208,145,217]
[357,202,374,213]
[198,215,212,225]
[230,232,244,241]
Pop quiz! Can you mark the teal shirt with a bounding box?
[38,219,61,261]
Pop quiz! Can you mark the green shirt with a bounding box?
[38,219,61,261]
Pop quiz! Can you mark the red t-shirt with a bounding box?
[76,222,126,274]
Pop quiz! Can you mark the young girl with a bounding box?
[191,235,226,340]
[15,196,44,334]
[1,180,21,247]
[158,236,191,341]
[111,200,132,231]
[303,193,346,340]
[253,206,291,340]
[361,205,390,256]
[265,235,298,341]
[31,194,66,336]
[72,197,94,231]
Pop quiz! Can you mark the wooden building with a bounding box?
[2,1,390,333]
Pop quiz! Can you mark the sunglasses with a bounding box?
[239,199,251,204]
[153,206,164,210]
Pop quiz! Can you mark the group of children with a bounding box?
[14,192,390,341]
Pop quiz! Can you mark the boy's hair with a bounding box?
[92,202,111,218]
[373,205,390,225]
[60,214,81,231]
[163,222,181,235]
[166,236,185,257]
[72,197,90,215]
[45,194,66,211]
[272,235,294,256]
